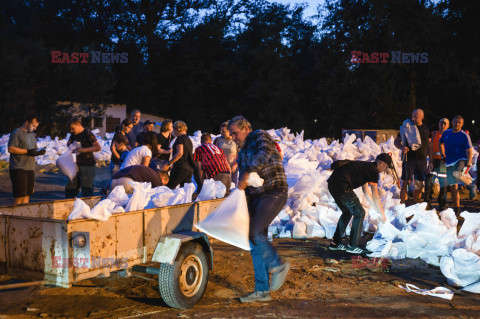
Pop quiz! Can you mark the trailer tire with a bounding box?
[159,242,209,309]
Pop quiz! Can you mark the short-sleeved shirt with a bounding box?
[237,130,288,195]
[111,132,129,165]
[126,122,143,147]
[327,161,380,193]
[214,137,238,165]
[120,145,152,170]
[113,165,164,187]
[439,129,473,166]
[8,128,37,171]
[171,134,194,172]
[405,123,430,160]
[68,130,97,166]
[194,143,231,179]
[157,133,174,161]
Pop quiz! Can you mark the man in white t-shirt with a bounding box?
[120,131,158,169]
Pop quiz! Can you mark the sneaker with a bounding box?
[346,245,371,255]
[469,184,477,200]
[239,290,272,303]
[269,261,291,291]
[328,242,347,251]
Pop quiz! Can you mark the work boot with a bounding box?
[269,261,291,291]
[425,202,433,210]
[239,290,271,303]
[454,206,462,215]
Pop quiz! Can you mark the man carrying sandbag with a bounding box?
[328,153,392,255]
[439,115,476,214]
[228,116,289,303]
[7,114,46,204]
[65,117,101,198]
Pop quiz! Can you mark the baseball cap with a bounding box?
[376,153,394,169]
[144,120,154,126]
[439,118,449,125]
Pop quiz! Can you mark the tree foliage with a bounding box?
[0,0,478,140]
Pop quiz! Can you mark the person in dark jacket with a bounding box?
[327,154,392,255]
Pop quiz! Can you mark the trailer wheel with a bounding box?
[159,242,209,308]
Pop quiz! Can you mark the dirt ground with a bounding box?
[1,239,480,318]
[1,165,480,318]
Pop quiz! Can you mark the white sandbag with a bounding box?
[167,188,186,206]
[214,180,226,198]
[196,179,217,201]
[195,189,250,250]
[461,281,480,293]
[182,183,196,204]
[108,186,129,206]
[306,224,326,238]
[90,199,115,221]
[67,198,91,221]
[292,221,307,239]
[151,188,175,207]
[248,172,264,187]
[56,151,78,181]
[112,206,125,214]
[125,181,153,212]
[398,284,454,300]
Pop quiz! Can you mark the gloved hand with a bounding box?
[462,165,471,175]
[27,149,46,156]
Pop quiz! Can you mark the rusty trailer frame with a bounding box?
[0,196,224,288]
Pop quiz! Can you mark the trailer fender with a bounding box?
[152,231,213,270]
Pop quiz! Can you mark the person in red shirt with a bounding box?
[194,133,232,194]
[425,118,449,210]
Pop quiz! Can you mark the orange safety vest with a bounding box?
[432,131,443,159]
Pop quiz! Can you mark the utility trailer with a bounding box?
[0,196,224,308]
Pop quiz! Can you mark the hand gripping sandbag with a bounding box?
[195,188,250,250]
[56,150,78,181]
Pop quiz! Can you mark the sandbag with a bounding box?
[125,181,153,212]
[195,189,250,250]
[89,199,115,221]
[108,185,129,206]
[67,198,91,221]
[56,151,78,181]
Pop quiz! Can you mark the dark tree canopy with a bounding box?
[0,0,478,141]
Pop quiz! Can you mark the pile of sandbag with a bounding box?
[67,178,226,221]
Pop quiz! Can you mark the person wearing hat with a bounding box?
[134,120,154,147]
[327,153,393,255]
[424,118,450,210]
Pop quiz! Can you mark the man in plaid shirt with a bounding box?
[228,116,290,303]
[194,133,232,194]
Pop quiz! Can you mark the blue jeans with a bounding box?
[247,190,288,292]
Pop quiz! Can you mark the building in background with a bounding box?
[56,102,163,135]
